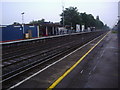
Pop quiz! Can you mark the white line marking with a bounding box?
[89,59,100,75]
[89,72,91,75]
[80,70,84,74]
[8,34,104,89]
[89,43,107,76]
[100,49,105,58]
[93,65,97,71]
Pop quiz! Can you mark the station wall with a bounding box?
[1,25,38,42]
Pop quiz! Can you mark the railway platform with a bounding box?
[54,31,118,88]
[2,31,118,89]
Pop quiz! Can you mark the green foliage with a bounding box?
[60,7,81,29]
[60,6,108,30]
[80,13,96,29]
[12,22,20,25]
[29,19,45,24]
[103,24,110,30]
[112,30,118,33]
[95,16,104,29]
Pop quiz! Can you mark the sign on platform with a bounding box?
[82,25,84,32]
[76,24,80,32]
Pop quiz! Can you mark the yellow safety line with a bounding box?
[47,31,110,90]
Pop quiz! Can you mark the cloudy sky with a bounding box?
[1,0,119,28]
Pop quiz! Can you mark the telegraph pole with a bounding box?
[21,12,25,34]
[62,1,65,27]
[62,5,65,27]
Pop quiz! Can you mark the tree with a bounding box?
[103,24,109,30]
[29,19,45,24]
[38,19,45,24]
[12,22,20,25]
[95,16,104,29]
[87,14,96,27]
[80,12,88,29]
[60,6,105,30]
[60,7,101,30]
[96,16,100,21]
[60,7,81,29]
[79,13,96,29]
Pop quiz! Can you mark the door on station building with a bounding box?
[28,30,32,38]
[39,26,45,36]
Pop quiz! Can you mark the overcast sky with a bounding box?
[1,0,119,28]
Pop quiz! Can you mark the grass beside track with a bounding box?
[112,30,118,33]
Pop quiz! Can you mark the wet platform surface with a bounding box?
[14,31,118,89]
[55,31,118,88]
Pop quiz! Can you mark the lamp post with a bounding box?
[21,12,25,34]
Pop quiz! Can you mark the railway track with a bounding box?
[1,31,107,89]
